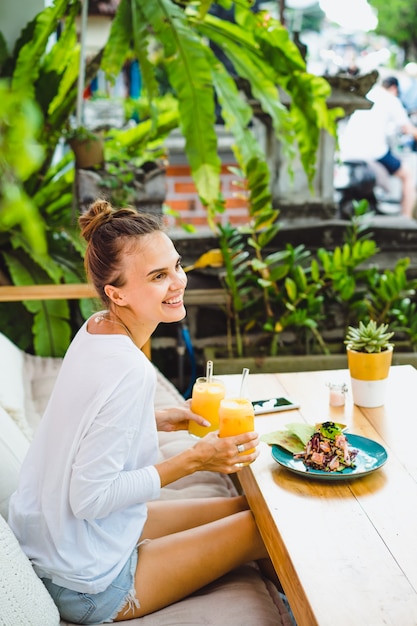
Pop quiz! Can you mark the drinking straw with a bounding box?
[239,367,250,397]
[206,360,213,383]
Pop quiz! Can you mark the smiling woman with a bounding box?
[8,199,274,625]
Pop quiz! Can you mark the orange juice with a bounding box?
[218,397,255,461]
[189,377,226,437]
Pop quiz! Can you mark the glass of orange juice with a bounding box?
[189,377,226,437]
[218,397,255,463]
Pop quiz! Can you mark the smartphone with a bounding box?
[251,396,300,415]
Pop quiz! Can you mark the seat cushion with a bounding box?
[0,406,30,520]
[23,353,63,434]
[60,564,293,626]
[0,514,60,626]
[0,333,30,439]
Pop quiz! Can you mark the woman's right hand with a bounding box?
[192,431,260,474]
[155,431,259,488]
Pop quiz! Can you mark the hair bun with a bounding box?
[79,199,114,242]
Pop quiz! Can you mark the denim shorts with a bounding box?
[41,546,139,625]
[377,149,401,175]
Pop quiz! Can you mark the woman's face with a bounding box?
[115,231,187,328]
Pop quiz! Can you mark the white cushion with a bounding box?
[0,514,60,626]
[60,564,292,626]
[23,353,63,433]
[0,406,30,521]
[0,333,31,440]
[154,367,185,408]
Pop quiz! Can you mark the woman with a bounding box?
[8,200,269,624]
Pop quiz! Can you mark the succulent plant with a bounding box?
[345,320,394,353]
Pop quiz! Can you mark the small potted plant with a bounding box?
[65,126,104,169]
[344,320,394,407]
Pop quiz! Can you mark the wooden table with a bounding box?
[219,366,417,626]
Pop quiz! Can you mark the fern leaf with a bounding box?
[139,0,221,207]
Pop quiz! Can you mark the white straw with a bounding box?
[239,367,249,397]
[206,360,213,383]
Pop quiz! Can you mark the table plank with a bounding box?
[241,461,417,626]
[219,367,417,626]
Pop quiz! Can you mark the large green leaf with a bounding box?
[0,79,47,255]
[32,303,72,357]
[103,0,160,125]
[32,167,73,213]
[101,0,134,81]
[45,8,79,118]
[11,0,79,97]
[208,54,274,224]
[202,15,292,129]
[103,0,223,206]
[4,250,71,357]
[138,0,221,206]
[200,10,336,182]
[0,185,47,256]
[9,234,64,284]
[105,109,179,160]
[210,57,265,163]
[0,83,44,180]
[131,1,160,115]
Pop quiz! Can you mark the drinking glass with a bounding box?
[189,377,226,437]
[218,397,255,462]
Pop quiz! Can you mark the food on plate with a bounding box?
[294,422,358,472]
[261,421,358,473]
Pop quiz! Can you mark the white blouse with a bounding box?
[9,322,161,593]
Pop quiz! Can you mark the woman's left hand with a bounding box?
[155,399,210,432]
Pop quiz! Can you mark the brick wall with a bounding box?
[164,163,250,229]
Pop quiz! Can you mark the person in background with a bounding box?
[339,75,417,218]
[8,200,272,624]
[401,62,417,118]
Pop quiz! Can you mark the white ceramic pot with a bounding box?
[346,346,393,408]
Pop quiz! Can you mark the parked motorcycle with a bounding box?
[334,159,402,219]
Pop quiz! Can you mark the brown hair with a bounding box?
[79,199,162,305]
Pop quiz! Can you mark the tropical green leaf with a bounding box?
[285,277,297,302]
[0,186,47,256]
[139,0,221,207]
[209,54,274,219]
[32,303,71,357]
[201,15,293,139]
[131,1,160,109]
[46,13,79,118]
[4,250,71,356]
[104,0,160,125]
[7,237,63,284]
[12,0,76,97]
[101,0,133,79]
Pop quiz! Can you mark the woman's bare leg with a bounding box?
[114,500,267,620]
[396,165,416,217]
[140,495,249,539]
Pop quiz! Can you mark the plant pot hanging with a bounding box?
[69,135,104,170]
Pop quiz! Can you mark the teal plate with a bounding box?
[271,434,388,480]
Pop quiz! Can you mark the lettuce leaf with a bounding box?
[261,422,346,454]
